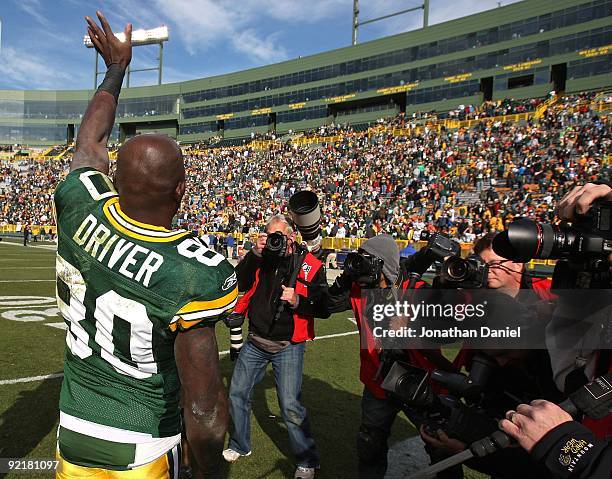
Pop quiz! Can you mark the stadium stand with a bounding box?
[1,93,610,248]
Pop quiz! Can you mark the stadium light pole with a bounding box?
[352,0,430,45]
[84,26,169,89]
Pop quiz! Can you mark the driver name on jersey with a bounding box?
[53,167,237,470]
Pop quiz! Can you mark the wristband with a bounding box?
[97,64,126,103]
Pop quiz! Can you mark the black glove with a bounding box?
[329,270,354,295]
[224,312,245,328]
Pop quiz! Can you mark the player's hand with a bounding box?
[86,11,132,69]
[419,425,466,455]
[280,285,298,307]
[555,183,612,222]
[499,400,572,452]
[253,233,267,256]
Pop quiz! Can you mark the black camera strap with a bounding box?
[268,246,308,335]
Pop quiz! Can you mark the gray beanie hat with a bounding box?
[361,234,400,285]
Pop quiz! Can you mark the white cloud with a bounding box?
[103,0,297,64]
[12,0,51,28]
[0,46,75,89]
[231,29,288,64]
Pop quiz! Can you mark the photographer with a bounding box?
[223,214,328,479]
[325,234,448,479]
[500,400,611,479]
[546,182,611,439]
[420,232,564,479]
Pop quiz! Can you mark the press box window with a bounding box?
[507,74,534,90]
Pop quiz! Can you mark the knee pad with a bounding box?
[356,426,387,463]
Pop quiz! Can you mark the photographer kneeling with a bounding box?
[223,214,329,479]
[325,234,449,479]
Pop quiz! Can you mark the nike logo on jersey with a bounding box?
[73,214,164,287]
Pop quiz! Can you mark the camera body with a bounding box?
[264,231,289,259]
[440,254,489,289]
[402,232,461,277]
[493,200,612,288]
[344,251,385,286]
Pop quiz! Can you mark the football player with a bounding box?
[54,12,236,479]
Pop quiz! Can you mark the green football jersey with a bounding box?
[53,167,237,469]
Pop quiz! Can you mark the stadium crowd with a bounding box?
[0,92,609,244]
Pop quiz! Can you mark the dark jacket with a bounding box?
[236,250,329,341]
[532,421,611,479]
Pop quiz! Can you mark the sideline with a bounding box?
[0,241,57,251]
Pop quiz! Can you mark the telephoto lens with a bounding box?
[229,326,243,361]
[289,190,322,241]
[493,219,578,262]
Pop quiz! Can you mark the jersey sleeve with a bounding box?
[54,167,117,219]
[170,261,238,332]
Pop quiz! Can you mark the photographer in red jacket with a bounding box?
[421,233,564,479]
[325,234,450,479]
[223,214,329,479]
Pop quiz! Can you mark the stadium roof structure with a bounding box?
[0,0,610,145]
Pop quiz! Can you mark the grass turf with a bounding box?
[0,241,421,479]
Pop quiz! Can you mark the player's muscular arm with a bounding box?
[175,325,228,479]
[71,11,132,174]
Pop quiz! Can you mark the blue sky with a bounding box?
[0,0,521,91]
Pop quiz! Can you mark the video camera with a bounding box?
[493,200,612,288]
[381,353,501,444]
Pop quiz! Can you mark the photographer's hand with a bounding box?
[280,285,298,308]
[253,233,267,256]
[499,400,572,452]
[556,183,612,222]
[419,425,467,455]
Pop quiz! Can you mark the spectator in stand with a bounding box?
[1,93,609,242]
[227,233,236,259]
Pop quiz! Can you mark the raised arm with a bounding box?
[71,11,132,174]
[175,326,228,479]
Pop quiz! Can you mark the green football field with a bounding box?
[0,240,421,479]
[0,240,488,479]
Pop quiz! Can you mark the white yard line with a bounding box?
[0,330,359,385]
[0,372,64,385]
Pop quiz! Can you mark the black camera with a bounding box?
[381,354,499,444]
[344,251,384,286]
[440,254,489,289]
[264,231,289,258]
[401,232,461,277]
[493,200,612,288]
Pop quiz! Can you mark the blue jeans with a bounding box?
[228,339,319,468]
